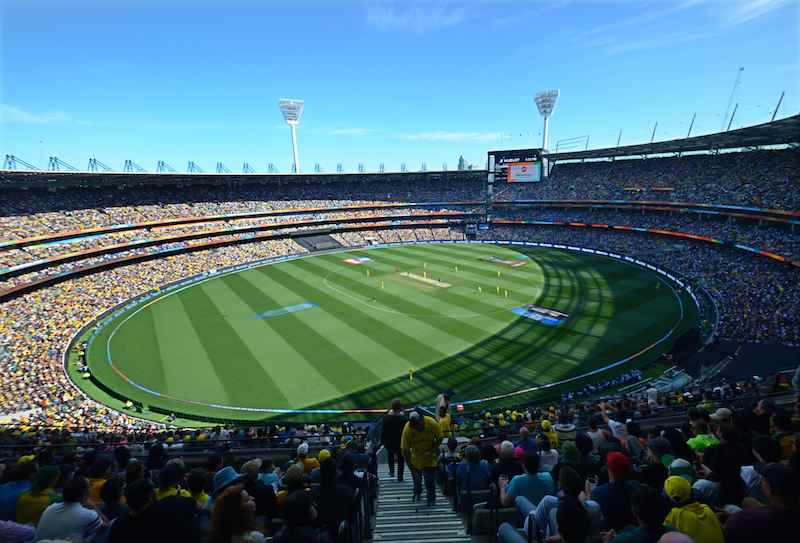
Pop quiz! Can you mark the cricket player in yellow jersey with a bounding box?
[401,410,442,505]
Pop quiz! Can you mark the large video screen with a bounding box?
[507,161,542,183]
[488,148,544,183]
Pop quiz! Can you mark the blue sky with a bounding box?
[1,0,798,172]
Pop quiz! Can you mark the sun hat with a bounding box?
[212,466,243,497]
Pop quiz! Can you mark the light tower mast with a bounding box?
[279,98,304,173]
[534,89,560,151]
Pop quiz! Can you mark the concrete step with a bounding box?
[373,528,470,540]
[375,519,464,531]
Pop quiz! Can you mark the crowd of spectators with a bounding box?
[0,175,486,240]
[1,147,797,437]
[0,433,377,542]
[434,380,800,543]
[479,225,799,345]
[495,149,799,210]
[496,207,799,261]
[0,225,467,431]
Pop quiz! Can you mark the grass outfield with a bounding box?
[77,243,697,425]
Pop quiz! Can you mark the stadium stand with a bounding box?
[1,134,798,541]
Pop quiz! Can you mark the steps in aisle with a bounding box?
[373,462,471,542]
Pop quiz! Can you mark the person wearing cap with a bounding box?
[240,458,277,520]
[540,419,559,450]
[401,410,442,505]
[296,443,319,475]
[709,408,732,427]
[15,465,60,525]
[668,459,696,484]
[662,476,724,543]
[381,399,408,482]
[724,463,798,543]
[591,452,640,531]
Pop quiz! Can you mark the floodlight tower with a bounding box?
[534,90,560,151]
[279,98,304,173]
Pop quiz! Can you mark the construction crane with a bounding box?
[123,160,146,172]
[187,161,204,173]
[48,157,78,171]
[216,162,231,173]
[87,158,113,172]
[3,154,41,170]
[156,160,176,173]
[242,162,255,174]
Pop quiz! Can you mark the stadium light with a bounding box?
[534,89,560,151]
[279,98,304,173]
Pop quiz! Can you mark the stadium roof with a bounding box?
[549,114,800,161]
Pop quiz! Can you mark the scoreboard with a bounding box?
[487,148,545,184]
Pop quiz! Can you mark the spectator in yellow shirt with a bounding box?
[401,411,442,506]
[155,462,192,501]
[15,466,60,525]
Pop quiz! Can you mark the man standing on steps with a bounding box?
[382,399,408,482]
[401,410,442,506]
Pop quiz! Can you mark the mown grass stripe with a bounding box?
[200,278,337,407]
[244,264,429,381]
[294,255,492,343]
[345,251,531,323]
[177,284,290,406]
[222,271,384,399]
[151,294,231,402]
[111,305,167,393]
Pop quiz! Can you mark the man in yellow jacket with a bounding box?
[663,476,724,543]
[401,410,442,506]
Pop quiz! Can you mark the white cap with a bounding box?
[297,442,309,455]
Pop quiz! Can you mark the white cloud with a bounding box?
[398,130,501,142]
[576,0,793,55]
[1,104,70,124]
[366,2,469,33]
[328,127,378,136]
[579,0,705,38]
[722,0,791,26]
[604,30,716,55]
